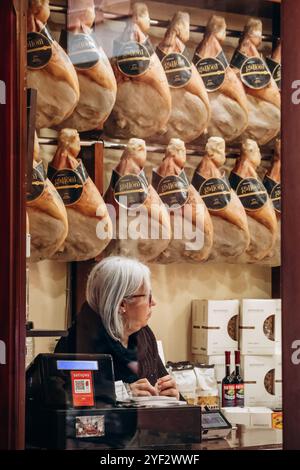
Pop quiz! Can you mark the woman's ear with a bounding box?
[119,300,126,314]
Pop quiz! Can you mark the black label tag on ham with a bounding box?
[192,172,231,210]
[193,50,228,92]
[111,169,148,209]
[60,30,101,69]
[27,26,53,69]
[114,38,154,77]
[152,170,189,208]
[157,48,192,88]
[47,160,89,206]
[229,172,268,211]
[263,175,281,213]
[266,57,281,90]
[231,50,271,89]
[27,161,46,202]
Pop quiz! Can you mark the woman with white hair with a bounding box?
[55,256,179,398]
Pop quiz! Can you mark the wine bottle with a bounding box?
[234,350,244,407]
[222,351,235,407]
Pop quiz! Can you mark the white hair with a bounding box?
[86,256,151,342]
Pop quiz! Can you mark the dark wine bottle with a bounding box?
[234,350,244,407]
[222,351,235,407]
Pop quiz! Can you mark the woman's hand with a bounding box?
[129,378,158,397]
[156,375,179,400]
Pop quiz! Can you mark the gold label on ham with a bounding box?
[48,160,89,207]
[152,170,189,208]
[231,50,271,90]
[229,173,268,211]
[263,175,281,213]
[192,172,231,210]
[113,172,148,209]
[160,52,192,88]
[27,161,46,202]
[116,41,151,77]
[27,29,53,69]
[266,57,281,90]
[60,30,101,70]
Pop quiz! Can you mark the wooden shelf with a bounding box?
[26,330,68,338]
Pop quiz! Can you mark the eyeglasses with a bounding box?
[125,291,153,304]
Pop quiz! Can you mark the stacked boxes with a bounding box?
[191,300,238,396]
[191,298,282,409]
[240,299,282,408]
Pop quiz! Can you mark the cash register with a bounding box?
[26,354,201,449]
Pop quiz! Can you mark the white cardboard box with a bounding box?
[191,300,239,355]
[249,407,273,428]
[221,407,251,426]
[242,355,276,407]
[239,299,281,355]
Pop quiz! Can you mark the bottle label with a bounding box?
[231,50,271,90]
[152,170,189,208]
[192,172,231,210]
[223,384,235,406]
[235,384,245,401]
[111,169,149,210]
[193,49,228,92]
[114,38,154,77]
[27,26,53,69]
[266,57,281,90]
[157,48,192,88]
[229,172,268,211]
[48,160,89,206]
[263,175,281,214]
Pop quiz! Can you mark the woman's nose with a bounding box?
[151,296,156,307]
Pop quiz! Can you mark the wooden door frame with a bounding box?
[0,0,27,450]
[1,0,300,451]
[282,0,300,450]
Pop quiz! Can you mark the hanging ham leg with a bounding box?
[57,0,117,132]
[229,139,278,262]
[27,0,79,129]
[26,133,68,262]
[48,129,112,261]
[104,139,172,262]
[150,12,210,143]
[262,138,281,266]
[152,139,213,263]
[192,137,250,262]
[230,19,280,145]
[266,40,281,91]
[193,16,248,142]
[104,3,171,139]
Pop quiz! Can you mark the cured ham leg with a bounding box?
[152,139,213,263]
[229,139,278,262]
[262,139,281,266]
[104,139,171,262]
[266,40,281,91]
[104,3,171,139]
[192,137,250,261]
[48,129,112,261]
[57,0,117,132]
[27,0,79,129]
[193,16,248,142]
[26,134,68,262]
[151,12,210,143]
[230,19,280,145]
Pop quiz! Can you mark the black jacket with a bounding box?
[55,302,167,385]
